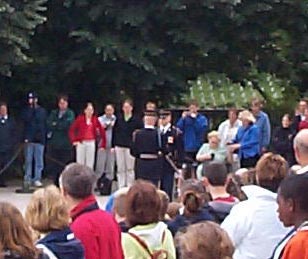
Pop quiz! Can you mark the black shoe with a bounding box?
[0,182,7,187]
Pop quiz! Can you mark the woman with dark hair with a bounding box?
[69,102,106,169]
[272,114,296,166]
[121,180,176,259]
[0,202,48,259]
[167,179,214,236]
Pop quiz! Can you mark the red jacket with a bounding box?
[69,115,106,148]
[70,195,124,259]
[298,120,308,131]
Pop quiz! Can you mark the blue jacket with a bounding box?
[254,111,271,150]
[176,114,208,152]
[167,206,214,236]
[21,105,47,145]
[233,124,260,159]
[37,227,84,259]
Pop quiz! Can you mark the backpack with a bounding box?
[128,231,168,259]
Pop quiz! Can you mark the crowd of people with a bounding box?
[0,93,308,258]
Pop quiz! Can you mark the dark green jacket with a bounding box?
[47,108,75,149]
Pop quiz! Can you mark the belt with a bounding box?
[140,154,159,159]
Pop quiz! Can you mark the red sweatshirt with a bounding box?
[70,195,124,259]
[69,115,106,148]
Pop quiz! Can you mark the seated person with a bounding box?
[175,221,234,259]
[202,162,239,223]
[167,179,214,236]
[196,131,226,179]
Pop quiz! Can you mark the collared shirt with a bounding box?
[144,124,155,129]
[297,164,308,175]
[221,185,290,259]
[160,123,171,134]
[254,111,271,149]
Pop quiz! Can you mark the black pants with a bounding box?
[46,147,72,186]
[240,155,260,168]
[161,160,175,201]
[0,150,12,185]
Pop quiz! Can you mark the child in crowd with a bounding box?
[167,179,214,236]
[113,190,129,232]
[121,180,176,259]
[25,185,84,259]
[175,222,234,259]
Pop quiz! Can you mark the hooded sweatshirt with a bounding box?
[122,221,176,259]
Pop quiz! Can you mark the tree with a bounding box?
[4,0,308,113]
[0,0,47,76]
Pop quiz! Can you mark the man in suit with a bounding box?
[159,110,181,201]
[130,110,162,186]
[293,98,308,132]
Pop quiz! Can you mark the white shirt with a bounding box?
[218,119,242,146]
[221,185,290,259]
[160,123,171,134]
[297,164,308,175]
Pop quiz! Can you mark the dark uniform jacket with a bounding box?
[0,116,16,152]
[131,127,162,180]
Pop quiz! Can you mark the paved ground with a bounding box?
[0,180,109,215]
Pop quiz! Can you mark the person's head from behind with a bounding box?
[113,190,128,223]
[167,202,182,220]
[125,180,161,228]
[255,153,287,193]
[277,174,308,228]
[293,129,308,166]
[175,221,234,259]
[0,202,40,259]
[157,190,170,221]
[180,179,207,216]
[59,163,96,209]
[203,162,229,188]
[25,185,69,234]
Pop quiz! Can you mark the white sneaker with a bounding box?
[34,180,43,187]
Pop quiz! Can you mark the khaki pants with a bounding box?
[95,148,115,180]
[115,146,135,188]
[76,140,96,169]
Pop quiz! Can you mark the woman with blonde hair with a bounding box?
[25,185,84,259]
[227,110,260,168]
[175,221,234,259]
[196,130,227,179]
[0,202,47,259]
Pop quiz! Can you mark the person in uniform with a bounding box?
[130,110,162,186]
[159,110,181,201]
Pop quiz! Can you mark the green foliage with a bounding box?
[2,0,308,112]
[0,0,47,76]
